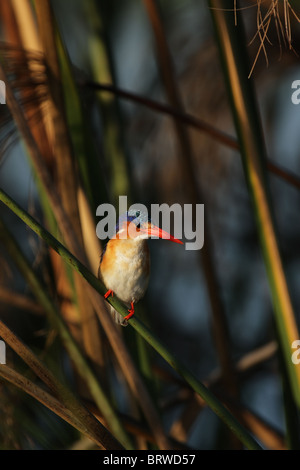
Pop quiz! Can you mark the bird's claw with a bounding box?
[124,302,135,321]
[104,289,114,299]
[104,291,134,322]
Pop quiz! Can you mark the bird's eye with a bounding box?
[135,211,140,217]
[136,222,141,229]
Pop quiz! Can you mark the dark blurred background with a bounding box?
[1,0,300,449]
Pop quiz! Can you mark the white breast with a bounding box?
[100,239,150,306]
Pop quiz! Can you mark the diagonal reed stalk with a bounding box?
[0,215,133,450]
[0,320,123,450]
[0,365,109,448]
[208,0,300,408]
[0,213,171,450]
[0,186,262,450]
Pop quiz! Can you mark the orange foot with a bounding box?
[124,301,135,321]
[104,289,114,299]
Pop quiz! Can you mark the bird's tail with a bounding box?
[109,305,128,327]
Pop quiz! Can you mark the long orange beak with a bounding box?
[141,223,183,245]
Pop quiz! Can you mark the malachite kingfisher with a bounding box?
[98,209,183,326]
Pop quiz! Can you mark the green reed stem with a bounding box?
[0,187,262,450]
[0,211,132,449]
[208,0,300,407]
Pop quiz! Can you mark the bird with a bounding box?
[98,209,183,326]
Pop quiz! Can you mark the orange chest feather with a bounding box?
[99,239,150,304]
[101,239,149,272]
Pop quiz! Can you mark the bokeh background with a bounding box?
[1,0,300,450]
